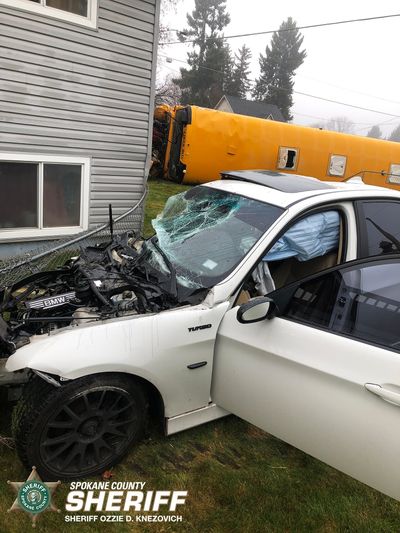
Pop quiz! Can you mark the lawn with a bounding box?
[141,179,191,238]
[1,179,400,532]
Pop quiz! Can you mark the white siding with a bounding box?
[0,0,159,233]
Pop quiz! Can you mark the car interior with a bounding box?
[237,209,345,304]
[284,260,400,351]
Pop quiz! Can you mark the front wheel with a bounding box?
[12,374,148,480]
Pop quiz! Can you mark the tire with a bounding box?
[12,374,148,480]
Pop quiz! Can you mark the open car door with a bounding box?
[212,256,400,500]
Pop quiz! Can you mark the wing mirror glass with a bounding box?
[237,297,273,324]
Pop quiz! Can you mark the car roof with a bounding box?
[205,169,400,208]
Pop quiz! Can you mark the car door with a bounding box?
[212,256,400,500]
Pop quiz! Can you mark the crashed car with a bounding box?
[2,170,400,501]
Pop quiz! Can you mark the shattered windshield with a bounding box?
[147,186,284,288]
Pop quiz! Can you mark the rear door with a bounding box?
[212,256,400,500]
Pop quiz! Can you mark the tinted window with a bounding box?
[44,0,88,16]
[0,161,83,230]
[280,259,400,352]
[43,164,81,227]
[0,162,38,228]
[357,201,400,257]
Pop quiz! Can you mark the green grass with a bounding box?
[142,179,191,238]
[1,179,400,532]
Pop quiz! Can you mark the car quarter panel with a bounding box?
[6,302,230,418]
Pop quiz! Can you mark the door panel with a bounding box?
[213,315,400,499]
[213,257,400,500]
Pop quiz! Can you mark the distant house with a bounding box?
[215,95,285,122]
[0,0,160,257]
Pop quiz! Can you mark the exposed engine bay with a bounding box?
[0,184,285,359]
[0,233,207,357]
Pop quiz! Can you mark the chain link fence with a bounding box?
[0,189,147,289]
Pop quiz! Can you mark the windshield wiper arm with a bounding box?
[150,236,178,298]
[366,218,400,252]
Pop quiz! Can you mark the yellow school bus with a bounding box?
[152,104,400,190]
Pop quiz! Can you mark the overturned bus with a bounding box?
[152,104,400,189]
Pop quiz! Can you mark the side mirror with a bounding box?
[237,296,273,324]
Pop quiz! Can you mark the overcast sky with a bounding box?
[159,0,400,137]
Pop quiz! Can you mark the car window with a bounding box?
[280,258,400,352]
[357,201,400,258]
[240,209,344,302]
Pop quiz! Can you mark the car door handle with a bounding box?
[365,383,400,406]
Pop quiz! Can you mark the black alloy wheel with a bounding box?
[12,374,147,480]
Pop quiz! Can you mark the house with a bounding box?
[215,95,285,122]
[0,0,160,257]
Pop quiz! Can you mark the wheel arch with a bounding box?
[31,369,166,434]
[120,372,165,433]
[12,370,161,480]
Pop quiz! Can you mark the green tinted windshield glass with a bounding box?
[150,186,284,288]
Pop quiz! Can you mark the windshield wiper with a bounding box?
[150,236,178,298]
[366,218,400,253]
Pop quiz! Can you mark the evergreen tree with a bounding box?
[174,0,231,107]
[253,17,306,121]
[225,45,252,98]
[367,125,382,139]
[388,125,400,142]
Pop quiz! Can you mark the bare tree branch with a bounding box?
[310,116,354,134]
[155,74,182,106]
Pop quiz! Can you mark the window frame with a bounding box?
[388,164,400,185]
[0,0,98,29]
[327,153,347,177]
[355,199,400,258]
[0,153,90,242]
[277,146,299,171]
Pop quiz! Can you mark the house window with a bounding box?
[0,154,90,242]
[0,0,98,28]
[39,0,88,16]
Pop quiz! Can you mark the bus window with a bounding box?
[329,154,347,177]
[388,164,400,184]
[277,147,298,170]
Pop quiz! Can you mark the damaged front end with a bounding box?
[0,184,283,360]
[0,232,207,358]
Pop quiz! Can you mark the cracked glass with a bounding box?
[150,186,284,288]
